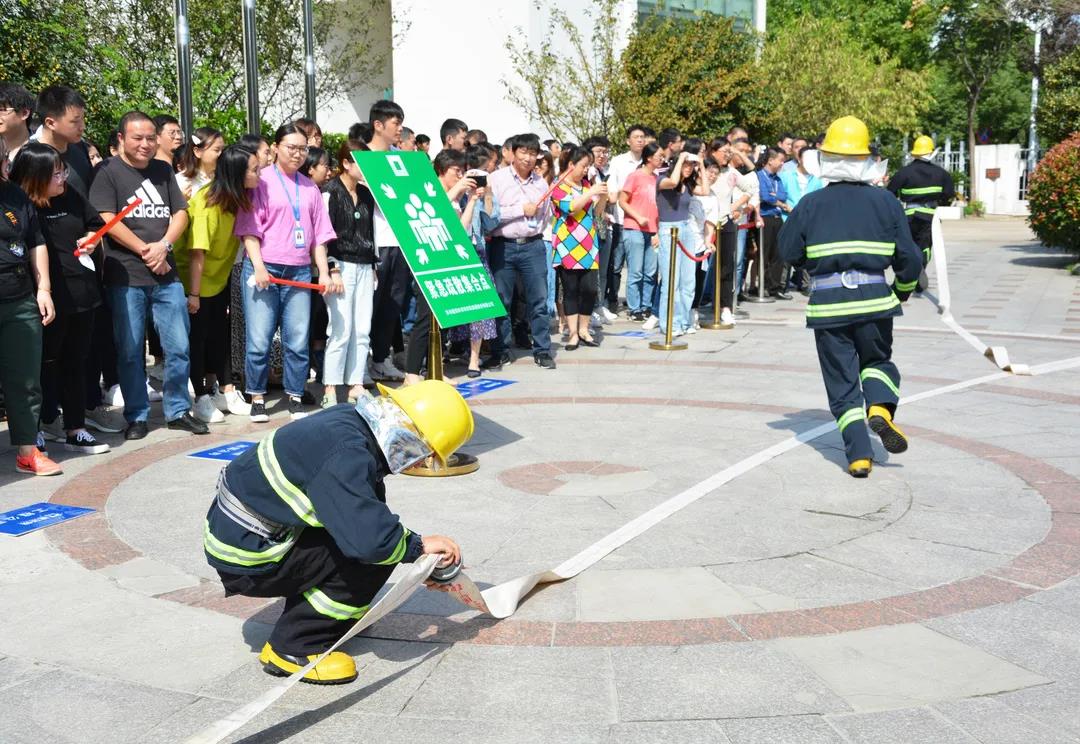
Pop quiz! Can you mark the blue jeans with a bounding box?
[657,221,697,333]
[735,227,748,299]
[606,224,625,307]
[489,237,550,356]
[623,228,657,314]
[242,259,311,397]
[544,241,556,316]
[108,282,191,423]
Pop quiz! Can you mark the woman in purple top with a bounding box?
[234,122,339,422]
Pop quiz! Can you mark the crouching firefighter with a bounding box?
[886,135,954,290]
[778,116,923,478]
[203,380,472,683]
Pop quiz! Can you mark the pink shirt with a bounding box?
[234,165,336,266]
[489,165,553,239]
[621,169,659,233]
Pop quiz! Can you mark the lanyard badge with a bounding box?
[274,166,306,250]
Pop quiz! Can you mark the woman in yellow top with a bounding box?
[175,144,259,423]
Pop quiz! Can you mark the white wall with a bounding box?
[974,144,1027,216]
[318,0,638,141]
[318,0,395,133]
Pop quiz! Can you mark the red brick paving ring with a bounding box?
[45,389,1080,647]
[497,461,653,496]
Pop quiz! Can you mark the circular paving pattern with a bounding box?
[45,392,1080,649]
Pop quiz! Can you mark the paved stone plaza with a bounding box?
[1,217,1079,743]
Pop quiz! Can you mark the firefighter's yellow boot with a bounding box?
[867,405,908,454]
[259,643,357,685]
[848,459,873,478]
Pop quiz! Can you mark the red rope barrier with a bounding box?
[269,276,323,291]
[74,198,142,255]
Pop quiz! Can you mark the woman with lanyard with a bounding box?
[0,138,59,475]
[234,123,339,423]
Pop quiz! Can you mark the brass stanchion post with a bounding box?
[649,227,689,351]
[404,313,479,477]
[702,228,733,330]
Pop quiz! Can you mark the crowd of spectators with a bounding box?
[0,78,831,477]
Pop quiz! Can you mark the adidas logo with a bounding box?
[127,179,172,219]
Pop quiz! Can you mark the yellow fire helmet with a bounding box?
[820,116,872,156]
[910,135,935,157]
[376,380,474,464]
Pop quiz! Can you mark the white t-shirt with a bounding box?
[607,151,641,224]
[687,193,718,255]
[176,171,212,199]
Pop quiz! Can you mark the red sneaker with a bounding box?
[15,449,63,476]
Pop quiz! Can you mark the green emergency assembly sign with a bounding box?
[352,151,506,328]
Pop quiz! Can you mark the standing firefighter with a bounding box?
[779,116,922,478]
[886,135,954,288]
[204,380,471,683]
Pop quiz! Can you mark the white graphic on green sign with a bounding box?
[352,151,506,328]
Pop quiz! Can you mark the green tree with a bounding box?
[613,11,756,140]
[1,0,389,147]
[741,16,930,143]
[765,0,941,70]
[1038,45,1080,144]
[502,0,623,143]
[933,0,1029,198]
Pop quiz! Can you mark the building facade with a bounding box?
[319,0,765,141]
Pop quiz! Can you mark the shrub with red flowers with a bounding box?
[1027,132,1080,256]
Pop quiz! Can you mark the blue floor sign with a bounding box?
[0,502,95,537]
[455,378,517,399]
[187,441,257,462]
[613,330,649,338]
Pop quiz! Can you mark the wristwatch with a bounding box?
[162,239,174,253]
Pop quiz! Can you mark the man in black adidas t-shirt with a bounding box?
[88,110,207,439]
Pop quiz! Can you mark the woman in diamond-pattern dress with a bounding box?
[550,146,608,349]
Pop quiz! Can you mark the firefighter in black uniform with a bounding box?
[886,135,954,281]
[779,116,923,478]
[204,380,472,684]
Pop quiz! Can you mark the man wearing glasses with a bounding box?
[0,83,33,161]
[153,114,185,169]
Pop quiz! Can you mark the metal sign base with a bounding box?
[648,340,689,351]
[743,295,775,304]
[701,321,735,330]
[404,452,480,477]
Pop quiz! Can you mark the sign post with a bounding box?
[352,151,505,328]
[353,151,503,477]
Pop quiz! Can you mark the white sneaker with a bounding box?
[213,389,251,416]
[105,384,124,408]
[685,326,697,334]
[370,358,405,381]
[193,394,226,423]
[146,380,163,402]
[672,328,686,337]
[720,308,735,325]
[642,315,659,331]
[85,405,126,433]
[590,311,607,327]
[601,307,618,322]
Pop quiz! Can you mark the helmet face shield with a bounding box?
[355,395,433,473]
[375,380,474,464]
